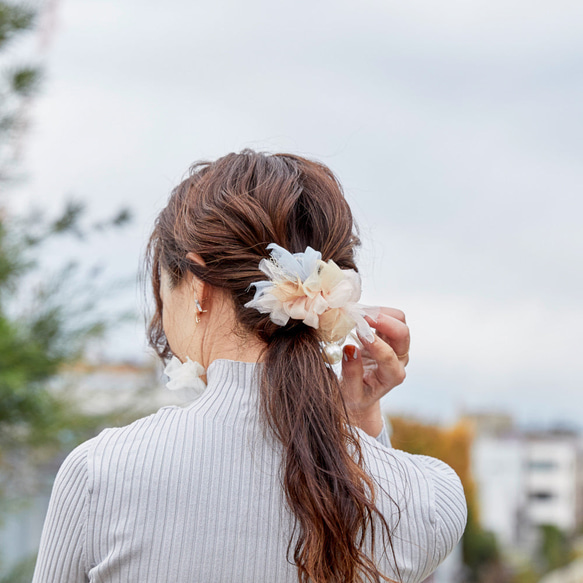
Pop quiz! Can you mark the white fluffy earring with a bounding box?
[163,355,207,399]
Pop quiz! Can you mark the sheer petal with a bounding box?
[163,356,207,399]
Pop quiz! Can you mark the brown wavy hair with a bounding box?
[143,149,398,582]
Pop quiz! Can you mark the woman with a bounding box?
[32,150,467,583]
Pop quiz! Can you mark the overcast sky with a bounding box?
[6,0,583,429]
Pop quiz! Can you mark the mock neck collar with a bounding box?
[206,358,263,384]
[184,359,263,416]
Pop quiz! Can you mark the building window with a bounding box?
[528,491,554,501]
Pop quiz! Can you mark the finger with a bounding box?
[358,333,406,388]
[341,344,364,407]
[342,344,363,385]
[365,313,410,362]
[377,307,406,324]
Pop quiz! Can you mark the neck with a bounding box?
[197,334,264,384]
[198,309,267,369]
[204,335,266,366]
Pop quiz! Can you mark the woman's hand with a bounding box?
[341,307,410,437]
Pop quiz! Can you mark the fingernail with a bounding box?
[358,331,375,345]
[344,345,357,361]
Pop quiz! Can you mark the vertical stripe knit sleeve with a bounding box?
[419,455,468,565]
[32,439,92,583]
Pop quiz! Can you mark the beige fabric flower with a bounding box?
[245,244,378,343]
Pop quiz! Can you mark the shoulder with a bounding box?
[357,429,468,568]
[86,405,188,466]
[51,436,94,498]
[56,406,184,486]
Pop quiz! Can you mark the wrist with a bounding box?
[348,400,383,438]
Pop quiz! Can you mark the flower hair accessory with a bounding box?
[163,355,207,399]
[245,243,379,344]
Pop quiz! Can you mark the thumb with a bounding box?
[341,344,364,405]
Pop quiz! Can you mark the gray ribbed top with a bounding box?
[32,359,467,583]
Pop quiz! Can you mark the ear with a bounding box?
[185,252,208,304]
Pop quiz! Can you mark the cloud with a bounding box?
[7,0,582,428]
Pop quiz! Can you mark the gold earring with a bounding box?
[194,296,207,324]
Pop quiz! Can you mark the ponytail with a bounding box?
[261,327,395,583]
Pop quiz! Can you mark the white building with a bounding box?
[472,433,526,548]
[525,434,580,533]
[470,414,583,557]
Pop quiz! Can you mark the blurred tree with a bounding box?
[0,203,134,473]
[389,416,478,523]
[0,0,42,183]
[389,416,505,583]
[0,0,142,571]
[0,0,135,454]
[509,566,539,583]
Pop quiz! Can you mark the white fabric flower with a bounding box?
[163,355,207,399]
[245,243,379,342]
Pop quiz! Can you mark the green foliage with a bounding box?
[46,199,86,238]
[509,565,540,583]
[460,507,501,582]
[505,525,577,583]
[0,0,42,182]
[0,2,35,47]
[0,202,134,455]
[10,66,41,97]
[538,524,575,573]
[0,221,30,294]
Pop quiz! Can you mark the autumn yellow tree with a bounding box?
[389,416,501,582]
[389,416,477,518]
